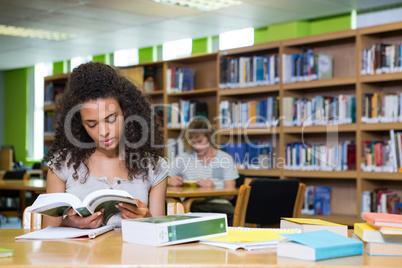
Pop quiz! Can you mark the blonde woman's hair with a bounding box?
[183,118,217,152]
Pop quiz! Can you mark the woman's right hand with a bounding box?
[168,176,184,186]
[61,208,105,229]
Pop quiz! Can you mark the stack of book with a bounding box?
[355,212,402,256]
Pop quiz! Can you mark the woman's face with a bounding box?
[190,134,210,155]
[80,98,124,152]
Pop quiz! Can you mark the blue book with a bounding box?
[277,230,363,261]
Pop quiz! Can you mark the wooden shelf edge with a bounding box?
[282,29,356,46]
[167,88,217,97]
[283,170,358,179]
[360,72,402,83]
[45,73,70,81]
[43,105,56,111]
[144,90,164,96]
[44,136,55,142]
[360,172,402,180]
[283,124,357,133]
[360,122,402,131]
[282,77,356,90]
[218,128,279,135]
[219,41,280,56]
[219,85,279,96]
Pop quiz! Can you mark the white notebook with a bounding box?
[15,225,115,240]
[200,227,301,251]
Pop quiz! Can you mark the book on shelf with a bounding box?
[361,93,402,123]
[277,230,363,261]
[354,223,402,244]
[28,189,138,224]
[280,218,348,237]
[220,141,273,170]
[121,213,227,246]
[301,186,315,215]
[199,227,301,251]
[361,188,402,216]
[219,54,279,89]
[361,43,402,75]
[15,225,114,240]
[0,248,13,258]
[363,212,402,229]
[166,67,195,93]
[316,53,333,80]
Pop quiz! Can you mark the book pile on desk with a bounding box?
[276,218,362,261]
[354,212,402,256]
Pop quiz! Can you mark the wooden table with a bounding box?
[166,186,239,212]
[1,229,402,268]
[0,179,46,193]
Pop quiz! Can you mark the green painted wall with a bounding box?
[4,68,29,165]
[310,13,351,35]
[254,27,269,44]
[53,61,64,74]
[192,37,210,55]
[0,72,4,146]
[93,54,112,65]
[139,47,154,63]
[266,21,310,42]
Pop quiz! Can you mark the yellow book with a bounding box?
[200,227,301,251]
[354,223,402,243]
[280,218,348,237]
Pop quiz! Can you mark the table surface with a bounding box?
[0,179,46,192]
[1,229,402,268]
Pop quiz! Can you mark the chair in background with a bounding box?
[239,178,306,227]
[232,184,251,227]
[0,147,13,171]
[0,170,30,225]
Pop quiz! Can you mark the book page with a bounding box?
[29,193,82,217]
[15,225,115,240]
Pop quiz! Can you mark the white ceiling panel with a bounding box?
[0,0,402,71]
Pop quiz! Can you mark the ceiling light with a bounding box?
[153,0,242,11]
[0,25,75,41]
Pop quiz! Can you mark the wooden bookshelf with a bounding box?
[43,21,402,226]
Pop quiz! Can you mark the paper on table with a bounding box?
[15,225,115,240]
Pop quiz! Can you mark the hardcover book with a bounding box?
[28,189,138,224]
[277,230,363,261]
[122,213,227,246]
[363,212,402,229]
[354,223,402,243]
[280,218,348,236]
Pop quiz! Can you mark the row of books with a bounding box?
[219,55,279,89]
[283,95,356,127]
[354,213,402,256]
[361,188,402,215]
[219,97,280,129]
[282,49,333,84]
[167,100,208,128]
[302,186,331,215]
[285,141,356,171]
[166,138,186,164]
[166,67,195,93]
[362,92,402,123]
[360,130,402,172]
[361,43,402,75]
[220,142,274,169]
[44,111,54,136]
[44,82,64,106]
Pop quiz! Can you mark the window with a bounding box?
[219,27,254,50]
[114,48,139,67]
[30,62,53,160]
[357,7,402,28]
[70,55,93,72]
[163,38,192,61]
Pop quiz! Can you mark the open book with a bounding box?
[200,227,301,251]
[29,189,137,224]
[15,225,115,240]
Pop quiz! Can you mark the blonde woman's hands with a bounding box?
[197,178,214,187]
[168,176,184,186]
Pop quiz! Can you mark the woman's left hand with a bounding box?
[116,199,152,219]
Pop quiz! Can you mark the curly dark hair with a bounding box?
[43,61,164,182]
